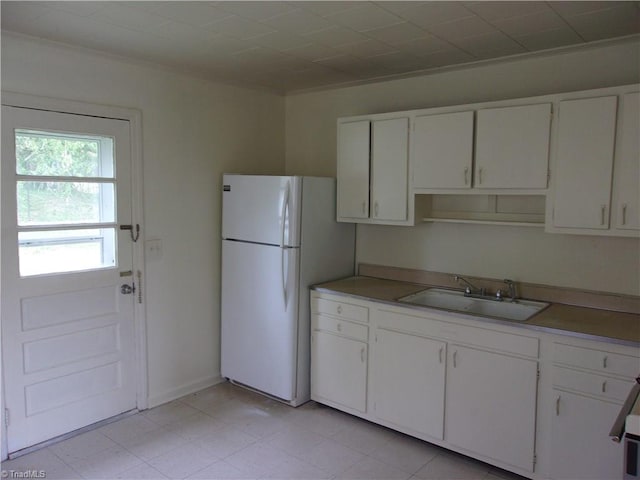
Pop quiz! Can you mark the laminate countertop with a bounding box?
[313,276,640,347]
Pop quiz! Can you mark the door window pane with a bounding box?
[18,228,116,277]
[14,128,118,277]
[15,130,114,178]
[17,181,115,226]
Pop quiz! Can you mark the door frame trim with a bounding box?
[0,91,147,460]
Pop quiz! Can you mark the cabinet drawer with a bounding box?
[312,297,369,323]
[313,315,368,342]
[554,343,640,378]
[553,366,635,402]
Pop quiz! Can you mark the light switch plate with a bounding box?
[145,239,162,261]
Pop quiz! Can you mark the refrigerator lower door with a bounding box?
[221,239,300,401]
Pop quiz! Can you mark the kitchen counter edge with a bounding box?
[312,276,640,348]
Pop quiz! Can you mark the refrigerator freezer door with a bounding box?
[221,239,300,401]
[222,175,302,247]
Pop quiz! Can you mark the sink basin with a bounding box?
[398,288,549,322]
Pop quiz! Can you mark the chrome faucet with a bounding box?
[504,279,517,302]
[454,275,484,296]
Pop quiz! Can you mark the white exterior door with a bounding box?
[1,106,138,453]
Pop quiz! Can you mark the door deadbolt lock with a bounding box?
[120,284,135,295]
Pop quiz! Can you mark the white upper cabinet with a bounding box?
[337,116,410,225]
[475,103,552,189]
[412,111,473,190]
[611,92,640,231]
[552,96,618,230]
[371,118,409,222]
[337,120,370,220]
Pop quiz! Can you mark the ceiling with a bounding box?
[2,1,639,94]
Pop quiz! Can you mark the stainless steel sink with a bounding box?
[398,288,549,322]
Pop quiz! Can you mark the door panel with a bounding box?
[1,106,137,453]
[221,239,299,401]
[337,121,370,220]
[553,96,617,229]
[373,328,445,440]
[371,118,408,221]
[412,111,474,189]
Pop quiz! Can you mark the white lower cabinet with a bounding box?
[445,344,538,472]
[550,389,623,480]
[311,330,367,413]
[310,294,369,413]
[310,291,637,480]
[546,341,638,480]
[372,328,445,440]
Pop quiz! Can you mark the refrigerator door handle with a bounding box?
[280,181,290,310]
[280,181,290,248]
[281,247,288,310]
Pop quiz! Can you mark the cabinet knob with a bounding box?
[622,203,628,226]
[439,346,444,364]
[337,305,342,314]
[555,395,561,416]
[602,381,607,393]
[601,205,606,225]
[453,350,458,368]
[603,356,608,369]
[360,347,365,363]
[464,167,469,185]
[478,167,483,185]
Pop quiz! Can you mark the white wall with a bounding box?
[1,34,286,406]
[285,39,640,296]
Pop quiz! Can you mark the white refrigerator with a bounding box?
[220,174,355,406]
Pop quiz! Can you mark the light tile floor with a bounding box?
[1,382,528,479]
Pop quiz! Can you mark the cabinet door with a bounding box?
[550,390,623,479]
[311,330,367,412]
[371,118,409,221]
[612,92,640,231]
[475,103,551,189]
[446,345,538,472]
[412,111,473,189]
[337,120,370,220]
[372,328,445,440]
[553,96,618,229]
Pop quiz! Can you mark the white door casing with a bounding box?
[1,98,145,456]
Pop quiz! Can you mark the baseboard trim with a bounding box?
[146,374,224,409]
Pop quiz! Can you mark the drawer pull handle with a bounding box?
[602,381,607,393]
[362,201,366,214]
[556,395,561,416]
[337,323,342,332]
[464,167,469,185]
[601,205,606,225]
[478,167,483,185]
[360,347,365,363]
[622,203,628,225]
[337,305,342,314]
[603,356,608,369]
[439,346,443,364]
[453,350,457,368]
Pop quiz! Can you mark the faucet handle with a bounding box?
[503,279,517,301]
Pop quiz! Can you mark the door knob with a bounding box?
[120,284,134,295]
